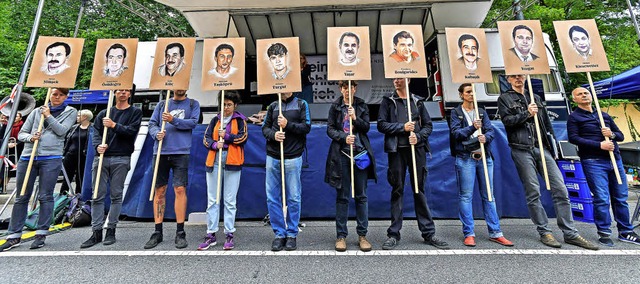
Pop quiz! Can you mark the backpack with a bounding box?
[24,193,71,230]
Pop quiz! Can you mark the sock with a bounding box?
[155,223,163,233]
[177,223,184,232]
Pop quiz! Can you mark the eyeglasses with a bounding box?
[223,103,235,108]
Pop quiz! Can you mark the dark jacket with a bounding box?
[324,96,377,188]
[449,105,494,157]
[567,107,624,160]
[64,123,94,156]
[377,92,432,153]
[262,96,311,159]
[497,88,555,150]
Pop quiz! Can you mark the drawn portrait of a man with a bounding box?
[104,43,128,78]
[267,43,289,80]
[158,42,186,77]
[208,43,238,79]
[457,34,480,71]
[41,42,71,76]
[569,25,592,61]
[338,32,361,66]
[510,25,539,62]
[389,31,419,63]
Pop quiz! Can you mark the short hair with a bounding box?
[506,74,524,78]
[52,88,69,95]
[46,42,71,56]
[458,83,472,94]
[267,43,288,57]
[105,43,127,59]
[338,80,358,89]
[223,91,241,105]
[512,25,533,39]
[393,31,414,45]
[215,44,235,58]
[339,32,360,46]
[79,109,93,121]
[165,42,185,57]
[458,34,479,51]
[568,25,589,39]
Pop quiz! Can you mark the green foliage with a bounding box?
[0,0,195,103]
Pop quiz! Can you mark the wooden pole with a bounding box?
[149,90,171,201]
[526,75,550,190]
[278,93,287,227]
[587,72,622,184]
[20,88,52,196]
[471,84,493,202]
[215,90,225,204]
[92,90,115,199]
[405,78,420,194]
[348,80,355,199]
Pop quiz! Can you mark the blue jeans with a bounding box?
[455,155,503,238]
[91,156,130,230]
[265,155,302,238]
[205,151,241,234]
[336,154,368,238]
[581,158,633,236]
[8,158,62,238]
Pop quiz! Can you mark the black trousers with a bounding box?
[60,153,86,195]
[386,146,435,240]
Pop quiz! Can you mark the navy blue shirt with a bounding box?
[567,107,623,160]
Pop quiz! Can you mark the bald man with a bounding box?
[567,87,640,247]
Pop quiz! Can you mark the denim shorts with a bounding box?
[154,154,189,187]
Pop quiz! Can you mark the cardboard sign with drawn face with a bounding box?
[201,38,246,91]
[445,28,493,83]
[327,27,372,81]
[149,38,196,90]
[380,25,427,78]
[498,20,550,75]
[553,19,610,73]
[89,38,138,90]
[26,36,85,88]
[256,37,302,95]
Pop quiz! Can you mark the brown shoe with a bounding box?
[358,236,372,252]
[540,234,562,248]
[565,235,599,251]
[335,238,347,252]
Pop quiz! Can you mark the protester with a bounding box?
[61,109,93,195]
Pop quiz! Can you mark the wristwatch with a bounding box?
[610,133,616,140]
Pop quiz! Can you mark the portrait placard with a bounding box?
[201,38,246,91]
[380,25,427,78]
[497,20,550,75]
[89,38,138,90]
[445,28,493,83]
[553,19,610,73]
[256,37,302,95]
[149,37,196,90]
[327,27,372,81]
[26,36,85,88]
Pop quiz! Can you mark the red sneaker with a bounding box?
[490,236,514,247]
[463,236,476,247]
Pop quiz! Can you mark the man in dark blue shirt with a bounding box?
[567,87,640,247]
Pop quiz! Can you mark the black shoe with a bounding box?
[0,238,21,252]
[103,228,116,246]
[30,235,46,249]
[271,238,285,251]
[144,231,163,249]
[175,231,188,249]
[382,237,398,250]
[284,237,297,251]
[424,235,450,249]
[81,230,103,249]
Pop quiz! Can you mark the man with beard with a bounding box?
[389,31,419,63]
[41,42,71,76]
[267,43,290,80]
[104,43,128,78]
[509,25,539,62]
[457,34,480,71]
[208,43,238,79]
[568,26,592,61]
[338,32,361,66]
[158,43,187,77]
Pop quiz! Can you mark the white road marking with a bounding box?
[1,249,640,257]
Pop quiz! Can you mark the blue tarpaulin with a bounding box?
[583,65,640,99]
[65,90,110,104]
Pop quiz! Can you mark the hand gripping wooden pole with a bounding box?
[92,90,115,199]
[20,88,52,196]
[348,80,355,199]
[587,72,622,184]
[405,78,420,194]
[471,84,493,202]
[277,93,288,227]
[526,75,550,190]
[215,90,225,205]
[149,90,171,201]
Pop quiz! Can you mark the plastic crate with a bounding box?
[565,179,593,200]
[558,160,587,180]
[570,198,595,223]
